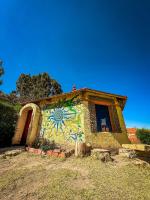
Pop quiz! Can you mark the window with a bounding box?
[95,104,112,132]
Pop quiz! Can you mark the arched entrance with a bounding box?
[12,103,41,146]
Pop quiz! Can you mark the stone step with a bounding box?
[122,144,150,152]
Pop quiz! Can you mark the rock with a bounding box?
[4,149,24,157]
[119,148,137,158]
[109,148,119,156]
[134,159,148,167]
[100,152,114,162]
[91,149,113,162]
[0,154,6,159]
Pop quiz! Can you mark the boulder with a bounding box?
[91,149,113,162]
[119,148,137,158]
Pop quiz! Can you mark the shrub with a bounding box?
[0,102,18,147]
[136,128,150,145]
[32,137,56,151]
[40,138,56,152]
[32,138,41,149]
[40,145,53,152]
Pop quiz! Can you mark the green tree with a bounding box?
[137,128,150,145]
[16,73,63,101]
[16,74,32,100]
[0,60,4,85]
[9,90,18,104]
[0,102,18,147]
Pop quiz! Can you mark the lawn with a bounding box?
[0,152,150,200]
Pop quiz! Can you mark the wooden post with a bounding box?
[75,141,79,157]
[75,142,86,157]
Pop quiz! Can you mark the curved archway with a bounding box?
[12,103,41,146]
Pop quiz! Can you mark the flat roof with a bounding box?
[22,88,127,106]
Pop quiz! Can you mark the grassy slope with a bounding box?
[0,153,150,200]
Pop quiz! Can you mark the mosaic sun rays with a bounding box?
[48,107,76,132]
[40,96,85,143]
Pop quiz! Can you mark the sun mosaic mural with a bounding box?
[48,107,76,132]
[40,96,85,143]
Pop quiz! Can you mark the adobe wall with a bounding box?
[39,96,85,145]
[13,93,130,148]
[82,100,130,148]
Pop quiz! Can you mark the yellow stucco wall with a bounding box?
[40,101,85,144]
[40,98,130,148]
[85,132,130,148]
[82,100,130,148]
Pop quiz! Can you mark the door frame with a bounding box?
[12,103,41,146]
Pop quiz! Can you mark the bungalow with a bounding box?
[12,88,130,148]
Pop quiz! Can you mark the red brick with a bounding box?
[58,152,66,158]
[47,150,53,156]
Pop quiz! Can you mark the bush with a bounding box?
[32,137,56,151]
[0,102,18,147]
[136,128,150,145]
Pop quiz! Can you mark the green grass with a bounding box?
[0,153,150,200]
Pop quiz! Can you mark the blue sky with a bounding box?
[0,0,150,128]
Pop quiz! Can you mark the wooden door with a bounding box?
[20,110,33,145]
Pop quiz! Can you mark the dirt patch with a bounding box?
[0,152,150,200]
